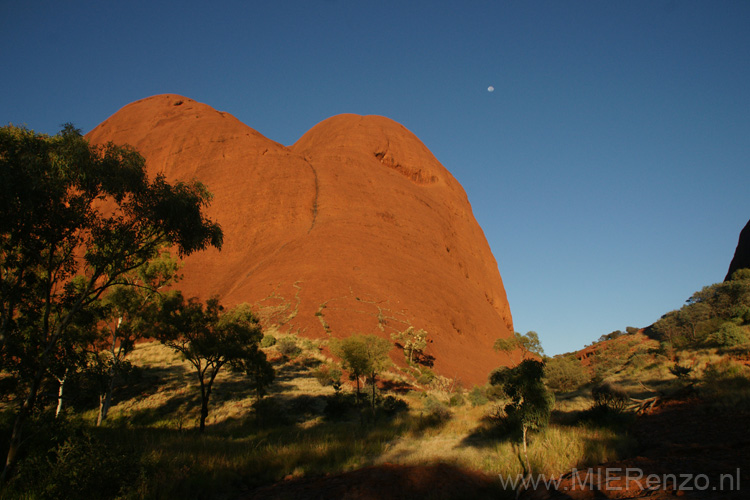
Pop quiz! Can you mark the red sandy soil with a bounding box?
[86,94,516,385]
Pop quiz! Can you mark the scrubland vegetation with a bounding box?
[0,335,635,499]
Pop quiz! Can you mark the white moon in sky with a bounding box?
[487,86,495,92]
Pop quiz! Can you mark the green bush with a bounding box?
[545,355,589,392]
[700,359,750,410]
[591,382,629,413]
[260,334,277,348]
[669,363,694,379]
[423,396,452,422]
[626,352,649,370]
[468,386,489,407]
[598,330,624,342]
[277,336,301,357]
[448,392,465,407]
[9,420,139,499]
[703,359,748,381]
[707,323,749,347]
[381,395,409,415]
[312,363,343,389]
[731,305,750,324]
[416,367,435,385]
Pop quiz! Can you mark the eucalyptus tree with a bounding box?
[90,251,180,425]
[0,125,222,481]
[157,294,273,432]
[332,334,391,408]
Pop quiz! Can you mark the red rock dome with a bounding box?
[86,94,514,384]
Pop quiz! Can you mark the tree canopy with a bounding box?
[489,359,554,475]
[331,334,391,407]
[494,331,544,360]
[0,124,222,479]
[157,294,273,432]
[650,270,750,349]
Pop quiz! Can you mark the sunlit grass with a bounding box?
[4,340,643,499]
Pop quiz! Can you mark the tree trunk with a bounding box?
[198,369,219,433]
[97,377,115,426]
[2,369,43,483]
[55,369,68,419]
[199,398,208,432]
[371,372,376,411]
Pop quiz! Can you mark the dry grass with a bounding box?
[4,339,646,499]
[93,341,636,496]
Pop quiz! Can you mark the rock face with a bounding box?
[726,219,750,281]
[86,94,514,384]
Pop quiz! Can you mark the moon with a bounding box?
[487,86,495,92]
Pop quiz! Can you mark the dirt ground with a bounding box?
[243,397,749,500]
[244,462,501,500]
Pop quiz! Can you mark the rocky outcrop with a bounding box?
[86,94,514,384]
[725,219,750,281]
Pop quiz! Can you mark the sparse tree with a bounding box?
[331,334,391,408]
[494,331,544,360]
[0,125,222,480]
[489,359,554,478]
[91,251,179,425]
[391,326,428,364]
[157,294,273,432]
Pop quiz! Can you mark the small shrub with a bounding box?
[545,355,589,392]
[381,395,409,415]
[423,396,452,422]
[484,403,506,424]
[591,382,629,413]
[416,367,435,385]
[277,336,301,358]
[669,363,693,379]
[598,330,624,342]
[703,358,748,381]
[701,359,750,410]
[261,334,277,348]
[429,375,455,393]
[707,323,749,347]
[10,420,139,499]
[731,305,750,324]
[448,392,465,407]
[468,386,489,407]
[312,363,342,390]
[626,352,649,370]
[658,341,675,360]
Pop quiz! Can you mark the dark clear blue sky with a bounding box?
[2,1,749,355]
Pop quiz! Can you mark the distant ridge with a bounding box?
[86,94,515,384]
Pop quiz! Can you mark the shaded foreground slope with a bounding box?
[86,94,513,384]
